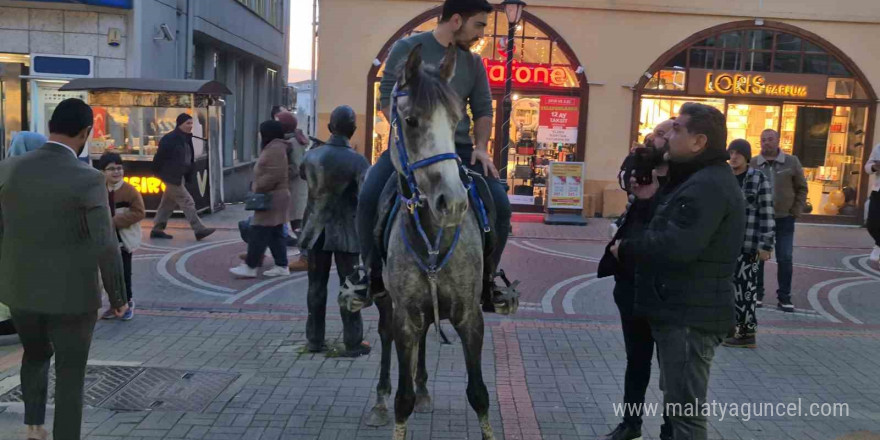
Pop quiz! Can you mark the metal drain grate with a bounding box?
[0,366,238,412]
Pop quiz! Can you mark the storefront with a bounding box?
[634,21,877,222]
[60,78,231,213]
[365,7,589,212]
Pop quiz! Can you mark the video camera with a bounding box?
[618,137,666,192]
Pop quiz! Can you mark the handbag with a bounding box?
[245,192,272,211]
[115,208,143,252]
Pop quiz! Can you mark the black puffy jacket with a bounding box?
[619,160,745,334]
[152,129,195,185]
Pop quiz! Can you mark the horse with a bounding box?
[365,43,495,440]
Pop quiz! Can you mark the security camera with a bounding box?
[155,23,174,41]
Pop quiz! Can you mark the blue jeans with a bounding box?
[357,147,512,273]
[757,216,795,303]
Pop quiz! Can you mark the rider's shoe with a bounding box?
[481,270,520,315]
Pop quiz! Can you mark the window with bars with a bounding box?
[236,0,282,29]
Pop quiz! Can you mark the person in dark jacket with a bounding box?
[600,119,674,440]
[611,103,745,440]
[301,105,371,357]
[150,113,215,241]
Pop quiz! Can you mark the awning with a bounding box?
[60,78,232,95]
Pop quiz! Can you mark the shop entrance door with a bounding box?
[725,101,781,158]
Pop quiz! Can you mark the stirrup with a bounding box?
[490,269,520,315]
[338,267,372,313]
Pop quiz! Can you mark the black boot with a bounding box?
[481,270,520,315]
[601,422,642,440]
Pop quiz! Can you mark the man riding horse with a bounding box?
[356,0,518,314]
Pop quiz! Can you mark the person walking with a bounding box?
[150,113,215,241]
[301,105,371,357]
[230,121,292,278]
[865,143,880,263]
[7,131,48,158]
[611,103,745,440]
[0,98,129,440]
[724,139,775,348]
[98,153,145,321]
[276,111,310,271]
[750,129,808,312]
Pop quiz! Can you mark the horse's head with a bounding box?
[390,44,468,228]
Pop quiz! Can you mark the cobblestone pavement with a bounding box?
[0,206,878,440]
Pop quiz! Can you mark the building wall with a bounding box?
[316,0,880,215]
[0,1,130,77]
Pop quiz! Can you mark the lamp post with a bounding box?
[499,0,526,186]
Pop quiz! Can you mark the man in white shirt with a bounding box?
[865,144,880,262]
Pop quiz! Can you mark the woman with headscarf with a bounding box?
[275,111,310,271]
[7,131,48,158]
[230,120,291,278]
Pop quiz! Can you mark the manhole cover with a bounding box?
[0,365,142,406]
[0,366,238,412]
[100,368,239,412]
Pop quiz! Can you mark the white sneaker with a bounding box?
[871,246,880,263]
[263,266,291,277]
[229,263,258,278]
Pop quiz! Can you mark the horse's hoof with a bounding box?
[365,406,389,427]
[414,394,433,413]
[393,423,407,440]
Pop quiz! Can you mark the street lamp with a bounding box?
[499,0,526,186]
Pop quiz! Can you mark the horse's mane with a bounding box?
[400,63,463,124]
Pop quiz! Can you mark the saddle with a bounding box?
[373,167,497,272]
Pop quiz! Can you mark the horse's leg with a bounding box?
[366,294,394,427]
[452,313,494,440]
[392,311,420,440]
[413,323,432,413]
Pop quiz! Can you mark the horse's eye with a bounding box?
[405,117,419,128]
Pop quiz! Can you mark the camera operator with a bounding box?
[598,119,674,440]
[610,103,745,440]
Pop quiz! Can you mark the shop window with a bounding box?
[775,33,802,51]
[663,50,687,69]
[828,58,852,77]
[521,39,551,64]
[645,70,685,91]
[804,41,826,53]
[475,37,496,61]
[689,48,715,69]
[638,96,724,142]
[773,52,802,73]
[826,78,855,99]
[726,104,781,158]
[745,30,774,50]
[854,81,869,100]
[803,54,829,74]
[719,50,742,70]
[744,51,772,72]
[524,22,543,39]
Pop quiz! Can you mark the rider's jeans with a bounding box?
[357,146,511,275]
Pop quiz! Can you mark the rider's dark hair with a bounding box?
[440,0,493,23]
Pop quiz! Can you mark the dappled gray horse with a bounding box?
[365,44,494,440]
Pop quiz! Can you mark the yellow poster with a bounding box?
[547,162,584,209]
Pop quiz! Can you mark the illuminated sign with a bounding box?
[483,59,578,88]
[124,176,166,194]
[689,69,827,100]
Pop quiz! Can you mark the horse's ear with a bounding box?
[403,44,423,86]
[438,44,457,83]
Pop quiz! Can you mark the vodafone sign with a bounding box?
[483,59,578,89]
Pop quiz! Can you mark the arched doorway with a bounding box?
[365,7,589,212]
[632,20,877,222]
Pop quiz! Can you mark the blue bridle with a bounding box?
[390,85,491,277]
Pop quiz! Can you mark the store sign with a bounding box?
[689,69,827,100]
[124,176,167,194]
[547,162,584,209]
[537,96,579,144]
[483,59,576,88]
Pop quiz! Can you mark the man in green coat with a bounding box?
[0,98,128,440]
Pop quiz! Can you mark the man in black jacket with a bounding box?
[612,103,745,440]
[150,113,215,241]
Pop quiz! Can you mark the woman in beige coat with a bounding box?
[276,111,310,271]
[230,121,291,278]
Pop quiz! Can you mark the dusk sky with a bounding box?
[288,0,315,83]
